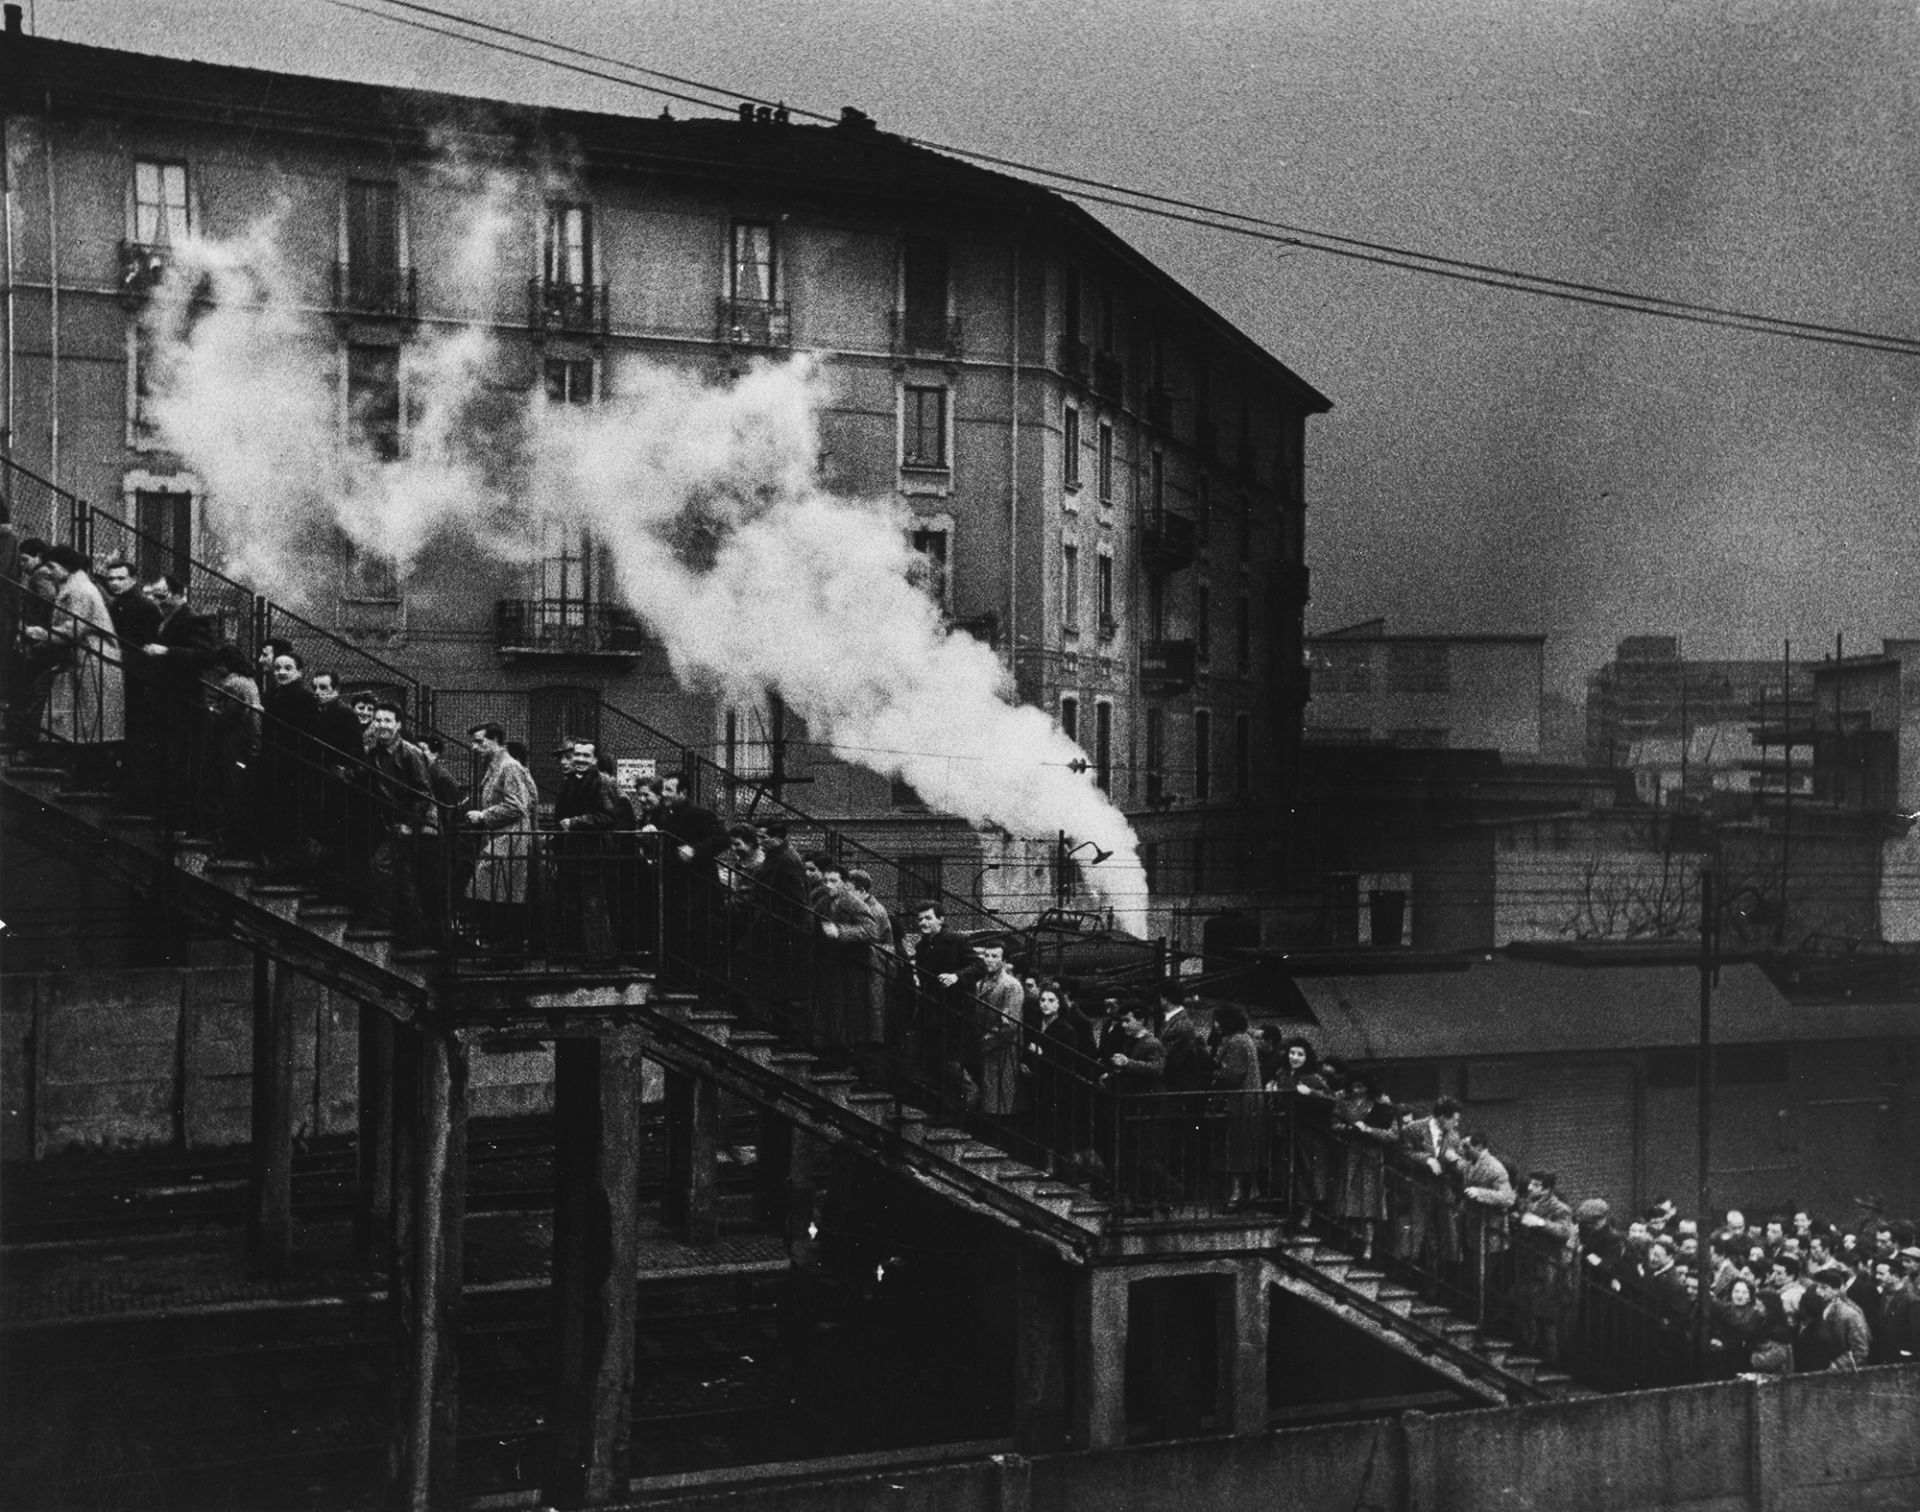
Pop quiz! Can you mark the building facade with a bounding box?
[1305,620,1547,758]
[0,27,1327,933]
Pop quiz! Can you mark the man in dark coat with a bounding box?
[755,822,815,1011]
[364,701,437,945]
[1800,1265,1873,1371]
[1104,1001,1167,1202]
[908,901,980,1109]
[652,770,728,976]
[102,560,162,798]
[256,646,320,875]
[134,571,219,823]
[551,738,619,964]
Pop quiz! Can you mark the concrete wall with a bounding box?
[630,1368,1920,1512]
[0,967,555,1159]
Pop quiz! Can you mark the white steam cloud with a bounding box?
[142,208,1149,933]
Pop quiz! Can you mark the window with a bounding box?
[1094,702,1113,792]
[897,854,946,909]
[545,357,594,405]
[1147,573,1166,641]
[529,685,601,766]
[721,695,781,780]
[901,235,949,348]
[343,538,400,602]
[1311,643,1372,693]
[1196,475,1211,542]
[538,521,603,616]
[1145,707,1165,803]
[1233,713,1251,795]
[1196,585,1211,661]
[1142,840,1159,891]
[1097,422,1114,503]
[1060,695,1079,745]
[347,343,401,461]
[1063,405,1081,490]
[544,202,592,287]
[1096,551,1114,630]
[1150,450,1165,514]
[902,385,948,470]
[133,160,189,245]
[1062,542,1080,628]
[1194,710,1212,801]
[133,489,192,583]
[731,220,776,302]
[1099,289,1116,353]
[1236,593,1251,672]
[909,526,950,608]
[344,180,402,308]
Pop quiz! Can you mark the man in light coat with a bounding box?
[463,722,538,958]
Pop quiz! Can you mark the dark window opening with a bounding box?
[903,385,948,470]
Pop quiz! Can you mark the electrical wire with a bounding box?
[326,0,1920,357]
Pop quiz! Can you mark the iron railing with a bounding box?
[714,296,791,349]
[527,278,610,339]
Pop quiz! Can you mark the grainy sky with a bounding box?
[36,0,1920,690]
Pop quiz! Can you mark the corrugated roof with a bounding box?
[1295,958,1920,1061]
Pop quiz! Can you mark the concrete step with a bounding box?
[1339,1268,1386,1299]
[169,839,217,877]
[2,765,67,794]
[766,1052,819,1081]
[60,789,118,824]
[844,1092,895,1122]
[688,1010,736,1046]
[1375,1286,1420,1316]
[807,1071,858,1108]
[342,928,397,969]
[957,1144,1018,1180]
[1029,1184,1083,1219]
[296,905,356,947]
[246,884,308,921]
[728,1031,781,1067]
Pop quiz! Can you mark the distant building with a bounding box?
[1585,636,1815,807]
[1305,620,1546,758]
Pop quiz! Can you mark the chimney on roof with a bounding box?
[838,106,876,132]
[4,5,23,35]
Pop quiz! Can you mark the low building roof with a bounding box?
[1294,957,1920,1061]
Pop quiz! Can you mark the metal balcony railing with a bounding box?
[1141,638,1197,695]
[889,309,963,359]
[331,262,418,321]
[527,279,610,339]
[715,296,792,349]
[495,599,647,656]
[1139,509,1197,575]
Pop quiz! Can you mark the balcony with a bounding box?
[495,599,648,658]
[118,241,171,308]
[889,309,963,359]
[1141,638,1197,696]
[1138,508,1197,575]
[1062,338,1090,384]
[1093,351,1125,399]
[528,279,610,340]
[715,296,792,350]
[331,262,417,322]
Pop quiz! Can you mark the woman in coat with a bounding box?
[463,723,539,956]
[1211,1004,1264,1209]
[26,545,124,783]
[1333,1073,1397,1260]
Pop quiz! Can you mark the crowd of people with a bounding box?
[1261,1035,1920,1380]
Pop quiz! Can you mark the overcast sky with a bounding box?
[36,0,1920,691]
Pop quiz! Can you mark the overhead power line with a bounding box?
[322,0,1920,358]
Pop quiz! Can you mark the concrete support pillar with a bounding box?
[1070,1266,1129,1451]
[751,1110,795,1233]
[1012,1250,1072,1453]
[1217,1259,1270,1436]
[547,1034,645,1509]
[1748,1377,1782,1512]
[384,1024,470,1512]
[356,1007,395,1268]
[248,950,296,1280]
[663,1069,720,1246]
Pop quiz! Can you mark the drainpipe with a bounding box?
[3,104,14,455]
[43,86,57,486]
[1007,231,1020,684]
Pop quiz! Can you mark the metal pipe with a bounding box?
[4,108,15,453]
[43,89,58,485]
[1007,233,1020,677]
[1695,866,1714,1368]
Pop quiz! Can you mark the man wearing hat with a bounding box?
[1799,1265,1872,1371]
